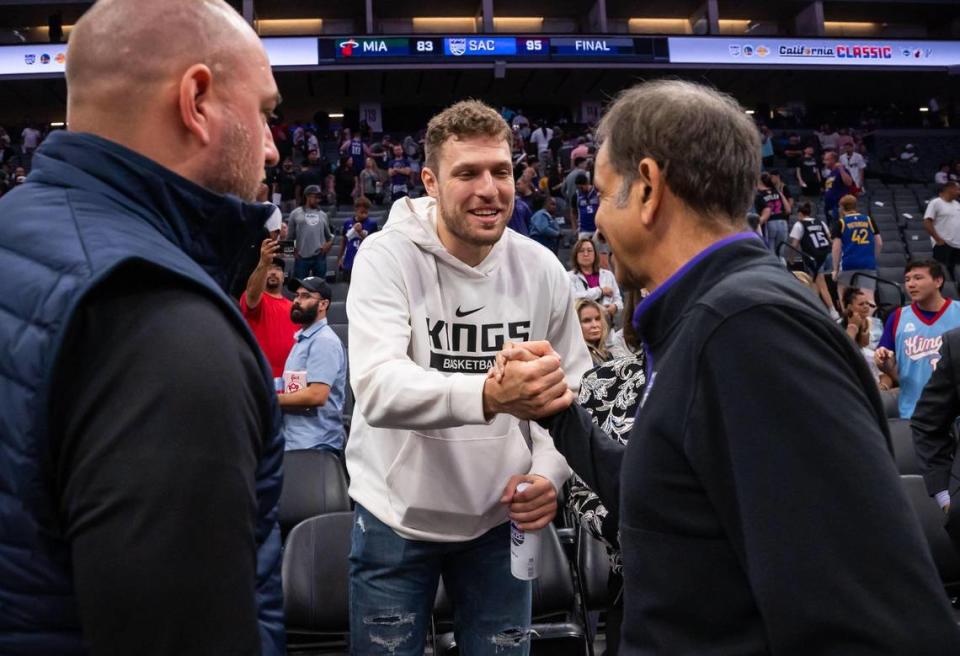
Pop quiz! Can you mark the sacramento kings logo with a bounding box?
[24,54,36,65]
[449,39,467,56]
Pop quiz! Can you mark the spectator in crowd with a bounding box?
[797,145,822,197]
[783,133,804,168]
[529,194,561,252]
[817,123,840,151]
[951,162,960,183]
[278,277,347,453]
[337,196,378,283]
[836,127,855,151]
[568,291,646,655]
[569,237,623,322]
[20,122,42,159]
[273,157,298,213]
[924,181,960,278]
[241,238,297,379]
[334,156,358,209]
[576,298,612,366]
[359,156,384,205]
[0,0,288,653]
[529,122,553,160]
[832,194,881,307]
[789,201,836,315]
[840,287,884,385]
[288,185,333,280]
[344,99,591,655]
[911,325,960,552]
[563,156,589,205]
[759,125,774,168]
[507,193,531,236]
[387,143,412,201]
[495,79,960,654]
[875,259,960,417]
[294,148,325,206]
[840,141,867,191]
[755,171,792,259]
[823,149,854,225]
[575,173,599,239]
[899,143,919,164]
[570,136,590,168]
[512,108,531,140]
[341,128,370,173]
[510,124,525,158]
[935,162,951,185]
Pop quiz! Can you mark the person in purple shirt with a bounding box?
[822,149,855,226]
[508,195,530,236]
[337,196,378,283]
[387,144,412,201]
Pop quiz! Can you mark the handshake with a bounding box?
[481,341,575,421]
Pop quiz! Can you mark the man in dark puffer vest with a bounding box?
[0,1,285,654]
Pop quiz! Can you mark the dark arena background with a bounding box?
[4,1,960,654]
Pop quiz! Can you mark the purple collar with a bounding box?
[632,231,762,331]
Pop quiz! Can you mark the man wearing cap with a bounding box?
[278,276,347,453]
[241,237,297,379]
[288,185,333,281]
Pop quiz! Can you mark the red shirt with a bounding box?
[239,293,297,378]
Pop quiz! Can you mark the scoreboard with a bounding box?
[320,36,669,63]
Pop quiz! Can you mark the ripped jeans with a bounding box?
[349,504,532,655]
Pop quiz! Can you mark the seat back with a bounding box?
[576,528,611,612]
[888,418,921,475]
[901,475,960,590]
[282,512,353,634]
[880,389,900,419]
[278,449,350,539]
[327,301,348,324]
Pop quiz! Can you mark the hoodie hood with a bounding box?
[382,195,507,279]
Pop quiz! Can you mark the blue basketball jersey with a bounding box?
[894,300,960,418]
[350,138,365,171]
[577,188,599,233]
[837,213,877,271]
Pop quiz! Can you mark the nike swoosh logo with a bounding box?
[455,305,485,317]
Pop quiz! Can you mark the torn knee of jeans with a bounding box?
[361,610,416,627]
[356,515,365,533]
[490,627,537,648]
[368,631,414,653]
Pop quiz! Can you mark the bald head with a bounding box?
[67,0,258,121]
[64,0,280,201]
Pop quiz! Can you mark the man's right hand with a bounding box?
[258,238,279,267]
[482,348,573,420]
[874,347,895,372]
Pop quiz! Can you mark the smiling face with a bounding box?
[422,134,514,265]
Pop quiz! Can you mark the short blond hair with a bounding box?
[424,100,512,172]
[839,194,858,212]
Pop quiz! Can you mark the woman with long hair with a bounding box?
[576,298,611,366]
[569,238,622,322]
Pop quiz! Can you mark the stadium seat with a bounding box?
[881,240,906,255]
[325,256,340,281]
[278,449,350,540]
[282,512,354,653]
[877,267,905,284]
[434,524,587,655]
[901,475,960,592]
[943,281,959,300]
[331,282,349,301]
[880,389,900,419]
[888,418,921,476]
[328,301,348,324]
[331,323,349,349]
[877,253,907,268]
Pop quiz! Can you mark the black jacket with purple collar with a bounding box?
[542,232,960,654]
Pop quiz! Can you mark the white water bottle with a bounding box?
[510,482,541,580]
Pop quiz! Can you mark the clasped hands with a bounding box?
[481,340,574,421]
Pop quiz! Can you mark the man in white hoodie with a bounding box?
[345,100,592,655]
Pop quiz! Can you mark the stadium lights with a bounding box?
[412,17,479,32]
[329,113,344,119]
[627,18,692,34]
[255,19,322,36]
[744,109,755,115]
[50,122,65,127]
[920,107,930,112]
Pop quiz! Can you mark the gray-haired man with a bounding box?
[497,79,960,653]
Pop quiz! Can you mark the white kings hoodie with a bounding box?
[345,196,593,542]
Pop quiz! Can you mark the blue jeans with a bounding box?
[349,504,532,655]
[294,253,326,280]
[765,219,789,261]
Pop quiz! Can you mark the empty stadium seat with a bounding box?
[327,301,348,324]
[278,449,350,540]
[877,267,905,284]
[330,282,350,301]
[881,241,906,255]
[888,418,921,476]
[282,512,354,652]
[877,253,907,268]
[943,281,960,300]
[880,389,901,419]
[901,475,960,592]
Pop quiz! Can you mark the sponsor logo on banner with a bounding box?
[39,54,50,64]
[742,45,754,57]
[756,45,769,57]
[904,322,917,333]
[728,44,741,56]
[338,39,359,56]
[55,53,65,64]
[24,54,36,65]
[779,44,835,58]
[449,38,467,56]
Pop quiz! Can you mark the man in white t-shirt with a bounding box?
[529,123,553,160]
[21,125,42,155]
[839,142,866,190]
[925,181,960,277]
